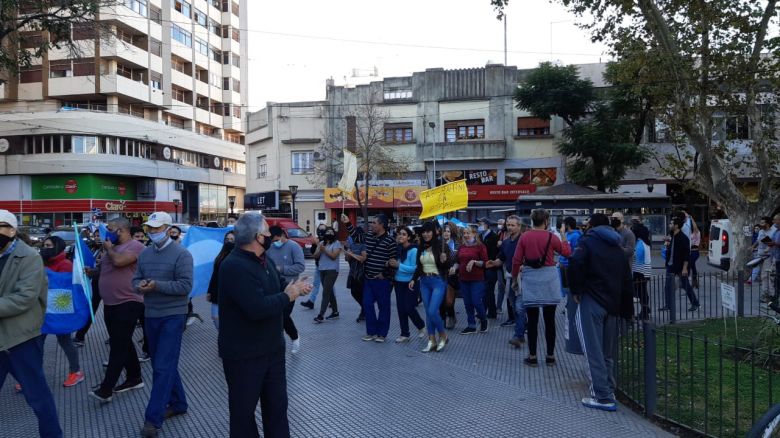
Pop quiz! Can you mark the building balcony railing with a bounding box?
[416,140,506,162]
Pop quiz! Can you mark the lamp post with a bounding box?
[289,185,298,223]
[172,199,180,223]
[428,122,436,187]
[645,178,656,193]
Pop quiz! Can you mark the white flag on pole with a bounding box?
[338,149,358,193]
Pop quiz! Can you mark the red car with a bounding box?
[265,218,316,257]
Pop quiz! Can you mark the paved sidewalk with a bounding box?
[1,260,671,437]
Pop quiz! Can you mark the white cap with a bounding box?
[144,211,173,228]
[0,209,17,229]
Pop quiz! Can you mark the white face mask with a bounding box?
[477,225,486,232]
[149,229,169,246]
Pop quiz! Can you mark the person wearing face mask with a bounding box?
[313,227,342,323]
[266,226,305,353]
[609,212,636,261]
[88,217,147,403]
[300,223,328,310]
[0,210,63,437]
[131,212,194,438]
[169,226,182,243]
[131,226,148,246]
[476,218,499,319]
[39,236,85,388]
[217,212,312,438]
[207,231,235,330]
[452,225,489,335]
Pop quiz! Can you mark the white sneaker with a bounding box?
[291,338,300,354]
[418,328,427,338]
[395,336,410,343]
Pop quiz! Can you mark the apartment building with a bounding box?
[247,63,615,227]
[0,0,248,226]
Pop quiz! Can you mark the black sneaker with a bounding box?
[89,387,113,403]
[300,300,315,310]
[113,379,144,393]
[460,327,477,335]
[500,319,516,327]
[688,305,700,312]
[165,408,187,419]
[479,319,488,333]
[523,356,539,367]
[140,421,159,438]
[325,312,340,320]
[313,315,324,323]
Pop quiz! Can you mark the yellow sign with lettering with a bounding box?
[419,180,468,219]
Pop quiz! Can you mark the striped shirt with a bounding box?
[348,224,396,279]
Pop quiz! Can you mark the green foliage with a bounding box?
[0,0,113,75]
[515,62,595,127]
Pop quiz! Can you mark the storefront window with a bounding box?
[73,135,98,154]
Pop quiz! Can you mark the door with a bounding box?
[314,209,328,231]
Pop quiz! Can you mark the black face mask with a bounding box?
[324,234,336,242]
[170,234,180,241]
[258,235,273,252]
[610,219,621,229]
[40,247,57,261]
[223,241,235,252]
[0,234,12,249]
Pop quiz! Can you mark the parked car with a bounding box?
[708,219,734,271]
[265,217,316,256]
[17,226,48,247]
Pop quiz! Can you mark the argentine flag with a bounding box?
[181,226,232,298]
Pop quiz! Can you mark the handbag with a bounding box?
[524,233,553,269]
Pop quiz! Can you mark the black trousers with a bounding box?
[483,268,498,318]
[74,278,102,342]
[223,353,289,438]
[526,305,557,357]
[100,301,143,392]
[282,301,298,341]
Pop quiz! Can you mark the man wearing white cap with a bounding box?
[132,211,194,438]
[0,210,63,437]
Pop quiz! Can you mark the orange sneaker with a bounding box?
[63,371,85,387]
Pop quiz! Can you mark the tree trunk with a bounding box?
[725,211,755,275]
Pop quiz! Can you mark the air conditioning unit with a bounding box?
[174,158,183,164]
[313,151,325,161]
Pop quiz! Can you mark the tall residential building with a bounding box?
[0,0,248,227]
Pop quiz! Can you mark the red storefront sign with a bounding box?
[0,199,177,213]
[468,185,537,201]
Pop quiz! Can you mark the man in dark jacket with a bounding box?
[569,213,633,413]
[218,212,311,438]
[478,217,500,319]
[661,215,700,312]
[0,210,62,438]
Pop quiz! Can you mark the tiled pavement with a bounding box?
[1,260,672,437]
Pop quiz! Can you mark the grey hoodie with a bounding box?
[266,240,306,283]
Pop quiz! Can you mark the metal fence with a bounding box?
[617,270,780,437]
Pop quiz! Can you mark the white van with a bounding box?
[708,219,735,271]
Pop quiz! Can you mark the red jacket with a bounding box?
[45,252,73,273]
[456,243,488,282]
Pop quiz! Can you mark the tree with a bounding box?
[515,62,647,191]
[0,1,117,79]
[493,0,780,270]
[309,99,412,223]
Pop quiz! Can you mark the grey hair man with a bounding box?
[218,212,312,437]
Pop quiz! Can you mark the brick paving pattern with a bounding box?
[1,260,672,437]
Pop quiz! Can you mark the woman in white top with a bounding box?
[632,226,652,320]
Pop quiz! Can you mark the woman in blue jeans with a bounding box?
[410,221,452,352]
[452,226,489,335]
[389,227,425,343]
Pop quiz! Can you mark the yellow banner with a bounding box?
[419,180,468,219]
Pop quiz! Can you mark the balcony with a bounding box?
[99,75,149,102]
[417,140,506,162]
[102,43,149,69]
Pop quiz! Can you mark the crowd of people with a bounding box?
[6,205,778,437]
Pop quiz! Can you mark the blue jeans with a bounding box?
[460,280,486,328]
[144,314,188,428]
[394,280,425,336]
[0,337,62,438]
[363,278,392,337]
[664,269,699,308]
[512,282,527,339]
[308,269,322,304]
[419,276,447,335]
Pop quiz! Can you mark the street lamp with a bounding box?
[428,122,436,187]
[645,178,656,193]
[289,185,298,223]
[172,199,180,223]
[228,195,236,214]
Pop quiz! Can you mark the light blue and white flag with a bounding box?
[181,226,233,298]
[436,215,468,228]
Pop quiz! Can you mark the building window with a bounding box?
[171,57,189,74]
[19,65,42,83]
[222,51,230,65]
[72,58,94,76]
[72,23,94,40]
[150,72,162,90]
[149,38,162,56]
[257,155,267,178]
[174,0,191,17]
[123,0,147,17]
[231,53,240,68]
[19,32,43,49]
[232,78,240,93]
[210,46,221,62]
[171,86,187,103]
[193,8,207,27]
[116,63,132,79]
[49,60,72,78]
[171,24,192,47]
[195,37,209,55]
[232,105,241,119]
[210,73,221,88]
[72,136,98,154]
[384,123,413,143]
[291,151,314,174]
[209,19,221,36]
[196,95,209,111]
[383,89,412,100]
[516,117,551,137]
[232,28,240,42]
[444,119,485,142]
[211,0,220,8]
[149,5,161,23]
[222,77,230,90]
[724,115,750,140]
[231,1,239,16]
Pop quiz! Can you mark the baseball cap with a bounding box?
[0,209,18,229]
[144,211,173,228]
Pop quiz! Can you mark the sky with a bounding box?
[245,0,609,110]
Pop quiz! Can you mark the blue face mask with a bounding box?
[477,225,486,233]
[273,241,284,248]
[467,238,476,245]
[149,230,168,245]
[105,230,120,245]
